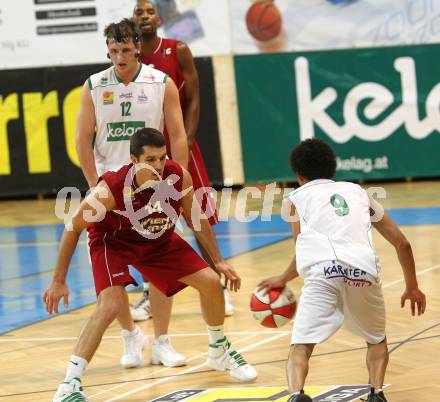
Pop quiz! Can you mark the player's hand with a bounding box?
[215,262,241,292]
[401,286,426,316]
[43,280,69,314]
[257,275,287,295]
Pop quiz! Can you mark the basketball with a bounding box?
[246,1,282,42]
[250,286,296,328]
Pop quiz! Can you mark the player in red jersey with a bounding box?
[131,0,234,321]
[45,128,257,402]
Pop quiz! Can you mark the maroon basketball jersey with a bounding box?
[91,160,184,242]
[139,37,186,108]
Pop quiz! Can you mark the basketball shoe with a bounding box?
[287,390,313,402]
[52,377,89,402]
[361,388,388,402]
[120,326,148,368]
[131,283,151,321]
[151,335,187,367]
[206,337,257,382]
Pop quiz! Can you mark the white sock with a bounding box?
[208,325,225,344]
[143,282,149,292]
[122,326,139,336]
[375,388,383,394]
[64,355,88,382]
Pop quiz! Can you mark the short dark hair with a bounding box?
[130,128,166,158]
[290,138,336,180]
[104,18,140,45]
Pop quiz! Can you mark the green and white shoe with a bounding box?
[52,377,89,402]
[206,337,257,382]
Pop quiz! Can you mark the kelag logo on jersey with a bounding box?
[106,121,145,141]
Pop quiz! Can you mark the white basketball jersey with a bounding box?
[287,179,379,277]
[88,63,167,175]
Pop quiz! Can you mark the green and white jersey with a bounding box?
[88,63,167,175]
[287,179,379,277]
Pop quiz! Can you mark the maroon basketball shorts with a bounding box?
[88,231,208,297]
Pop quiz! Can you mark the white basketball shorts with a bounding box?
[291,260,386,345]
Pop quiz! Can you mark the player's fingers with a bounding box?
[53,295,60,314]
[420,296,426,315]
[43,291,48,304]
[400,296,405,308]
[231,278,237,292]
[46,295,53,314]
[64,292,69,308]
[411,300,415,316]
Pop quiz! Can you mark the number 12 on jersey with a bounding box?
[120,101,132,116]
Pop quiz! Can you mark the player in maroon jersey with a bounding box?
[131,0,234,321]
[45,128,257,402]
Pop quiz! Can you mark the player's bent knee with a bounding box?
[188,267,222,294]
[97,286,127,320]
[202,269,222,292]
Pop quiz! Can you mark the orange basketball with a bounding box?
[246,1,282,42]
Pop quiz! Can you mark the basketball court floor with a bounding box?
[1,181,439,401]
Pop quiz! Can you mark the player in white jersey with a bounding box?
[258,139,426,402]
[75,19,188,372]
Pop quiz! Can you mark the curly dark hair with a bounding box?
[290,139,336,180]
[104,18,140,45]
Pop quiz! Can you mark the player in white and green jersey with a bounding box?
[76,19,188,189]
[258,139,426,402]
[88,62,168,176]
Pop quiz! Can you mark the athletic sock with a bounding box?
[64,355,88,382]
[207,325,225,344]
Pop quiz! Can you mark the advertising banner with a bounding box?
[0,0,230,69]
[235,44,440,182]
[0,57,221,197]
[231,0,440,55]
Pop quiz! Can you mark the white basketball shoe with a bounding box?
[206,337,257,382]
[52,377,89,402]
[120,326,148,368]
[151,335,187,367]
[131,284,151,321]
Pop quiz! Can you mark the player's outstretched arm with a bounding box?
[43,181,116,314]
[372,210,426,316]
[258,201,300,293]
[164,77,189,169]
[180,169,240,291]
[76,81,99,188]
[176,42,200,145]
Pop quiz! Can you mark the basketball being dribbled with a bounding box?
[246,1,282,42]
[250,286,296,328]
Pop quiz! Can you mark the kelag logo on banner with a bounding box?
[235,43,440,182]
